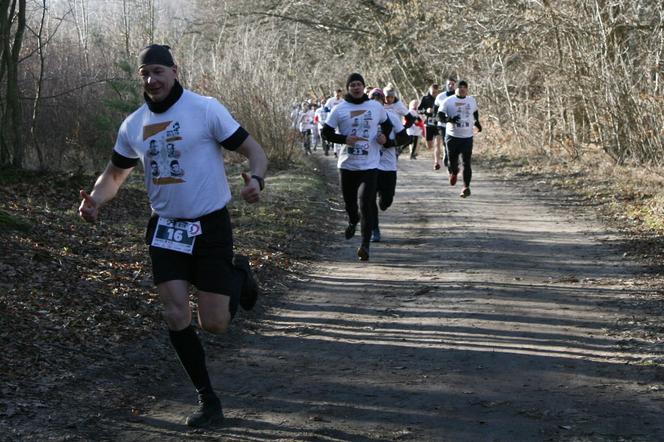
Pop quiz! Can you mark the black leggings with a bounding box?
[446,135,473,186]
[408,136,419,157]
[372,170,397,229]
[339,168,378,246]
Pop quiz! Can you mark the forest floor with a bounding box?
[2,135,664,441]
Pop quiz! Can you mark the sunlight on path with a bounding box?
[224,146,664,441]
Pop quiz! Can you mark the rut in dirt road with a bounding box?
[117,148,664,441]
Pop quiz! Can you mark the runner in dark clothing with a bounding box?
[417,84,441,168]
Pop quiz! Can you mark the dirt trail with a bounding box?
[111,147,664,441]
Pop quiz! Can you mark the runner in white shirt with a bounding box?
[324,89,345,157]
[297,103,315,154]
[418,83,442,169]
[78,44,267,428]
[367,88,408,243]
[438,79,482,198]
[405,99,424,159]
[321,73,394,261]
[383,83,409,117]
[433,77,456,168]
[383,83,415,157]
[314,98,331,156]
[324,89,344,111]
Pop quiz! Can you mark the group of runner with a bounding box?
[293,73,483,261]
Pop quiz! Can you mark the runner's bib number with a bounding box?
[151,217,202,254]
[348,141,369,156]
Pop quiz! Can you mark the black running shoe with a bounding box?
[186,395,223,428]
[370,228,381,242]
[233,254,259,311]
[357,245,370,261]
[345,223,357,240]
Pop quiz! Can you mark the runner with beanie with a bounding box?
[438,79,482,198]
[78,44,268,428]
[321,73,394,261]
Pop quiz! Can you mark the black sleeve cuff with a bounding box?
[221,127,250,151]
[111,151,139,169]
[379,118,393,136]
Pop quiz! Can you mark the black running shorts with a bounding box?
[145,207,241,296]
[425,125,439,141]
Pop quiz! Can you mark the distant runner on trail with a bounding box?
[321,73,393,261]
[314,98,331,156]
[324,89,345,158]
[438,79,482,198]
[383,83,415,157]
[368,88,409,242]
[77,44,268,428]
[297,102,315,155]
[418,83,442,169]
[433,77,457,168]
[405,99,424,159]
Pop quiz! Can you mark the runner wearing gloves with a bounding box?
[438,79,482,198]
[321,73,395,261]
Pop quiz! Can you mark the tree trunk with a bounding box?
[1,0,26,167]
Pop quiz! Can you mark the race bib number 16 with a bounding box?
[151,217,202,254]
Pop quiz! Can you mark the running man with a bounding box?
[324,89,345,158]
[321,73,393,261]
[298,102,315,155]
[434,77,456,168]
[78,44,268,427]
[314,98,331,156]
[438,79,482,198]
[405,99,424,159]
[418,84,442,169]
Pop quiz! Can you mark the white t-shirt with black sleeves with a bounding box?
[114,89,243,219]
[434,91,455,127]
[441,95,478,139]
[378,111,404,172]
[325,99,389,171]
